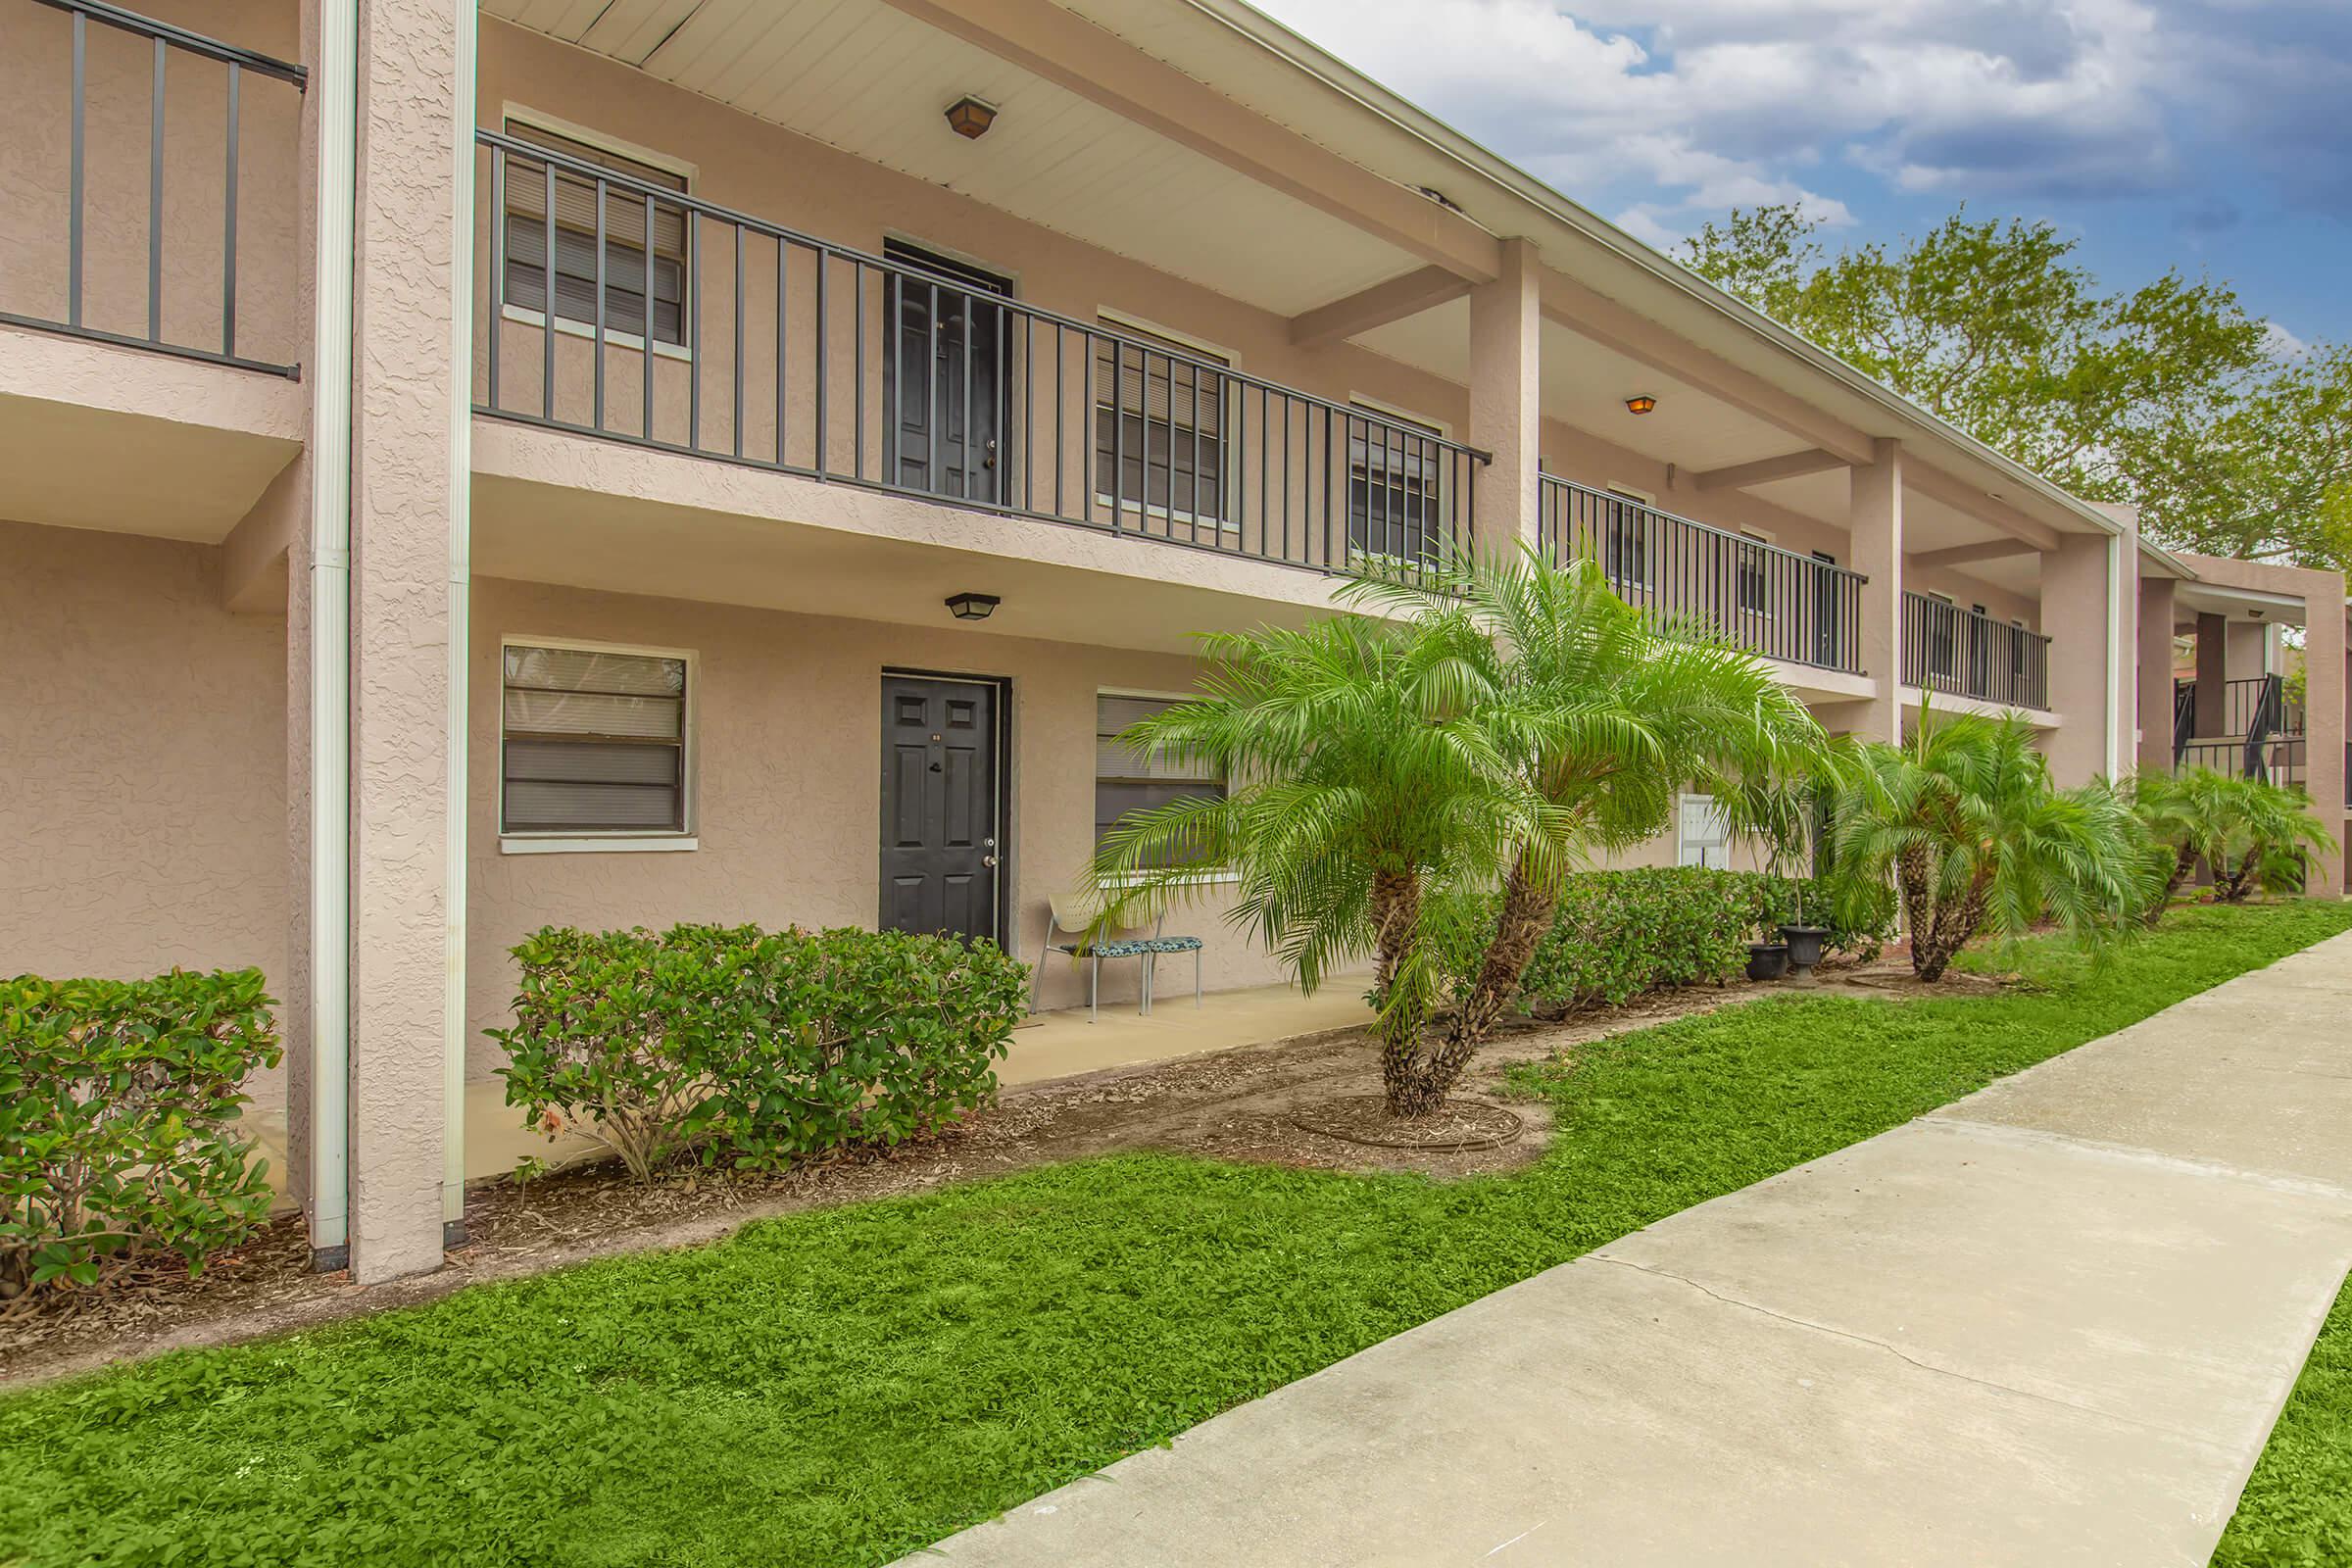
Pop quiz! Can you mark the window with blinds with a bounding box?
[501,642,690,835]
[1736,530,1772,615]
[1093,323,1229,523]
[1348,403,1446,563]
[1095,693,1223,854]
[1601,488,1653,588]
[502,120,689,347]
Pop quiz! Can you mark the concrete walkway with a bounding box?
[909,930,2352,1567]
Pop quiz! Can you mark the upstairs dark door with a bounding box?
[1810,550,1841,668]
[885,242,1012,507]
[879,674,1003,944]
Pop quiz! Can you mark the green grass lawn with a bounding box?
[2214,1270,2352,1568]
[4,902,2348,1568]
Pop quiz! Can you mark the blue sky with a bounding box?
[1257,0,2352,350]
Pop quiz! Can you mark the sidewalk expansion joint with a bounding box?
[1583,1252,2230,1450]
[1923,1115,2352,1205]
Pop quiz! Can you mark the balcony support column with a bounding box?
[285,0,472,1285]
[1847,438,1904,743]
[2137,574,2178,770]
[1467,237,1541,558]
[2042,528,2126,785]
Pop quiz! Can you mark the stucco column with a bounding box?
[1847,438,1903,742]
[341,0,468,1282]
[2041,531,2118,785]
[2194,613,2228,737]
[2137,575,2178,770]
[1466,238,1540,558]
[2304,598,2346,895]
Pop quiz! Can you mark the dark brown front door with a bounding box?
[879,674,1003,943]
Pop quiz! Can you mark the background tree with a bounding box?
[1679,206,2349,573]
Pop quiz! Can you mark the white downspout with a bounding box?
[443,1,478,1244]
[307,0,358,1265]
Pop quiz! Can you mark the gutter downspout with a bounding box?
[307,0,358,1270]
[443,0,477,1247]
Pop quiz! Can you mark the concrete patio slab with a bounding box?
[907,928,2352,1567]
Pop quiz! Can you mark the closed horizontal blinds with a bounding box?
[1095,325,1225,435]
[503,120,687,256]
[503,644,687,834]
[1096,695,1216,783]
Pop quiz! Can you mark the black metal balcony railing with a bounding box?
[5,0,305,376]
[1899,590,2051,710]
[1535,474,1867,674]
[475,131,1487,575]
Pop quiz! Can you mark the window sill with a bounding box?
[500,834,699,856]
[1094,497,1243,536]
[1092,868,1242,888]
[501,303,694,363]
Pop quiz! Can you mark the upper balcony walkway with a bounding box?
[1,1,2099,709]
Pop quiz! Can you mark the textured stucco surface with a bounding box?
[0,518,289,1052]
[462,574,1295,1074]
[339,0,464,1281]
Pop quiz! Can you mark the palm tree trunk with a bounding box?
[1391,855,1560,1117]
[2145,845,2197,926]
[1368,869,1438,1117]
[1914,864,1993,982]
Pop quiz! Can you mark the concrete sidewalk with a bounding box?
[908,930,2352,1567]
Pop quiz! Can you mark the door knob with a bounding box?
[982,855,999,867]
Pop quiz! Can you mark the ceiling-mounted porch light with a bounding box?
[1625,394,1658,416]
[946,592,1002,621]
[945,96,998,140]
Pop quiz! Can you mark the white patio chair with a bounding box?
[1032,891,1204,1022]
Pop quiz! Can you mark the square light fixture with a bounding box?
[946,592,1002,621]
[945,96,998,140]
[1625,395,1658,416]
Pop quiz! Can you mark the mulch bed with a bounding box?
[1291,1094,1524,1151]
[0,955,1961,1389]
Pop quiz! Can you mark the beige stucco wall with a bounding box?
[462,574,1296,1078]
[0,517,289,1006]
[0,0,302,368]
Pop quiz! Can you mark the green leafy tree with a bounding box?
[1678,205,2352,573]
[1093,551,1825,1117]
[1827,710,2148,981]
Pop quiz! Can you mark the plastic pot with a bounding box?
[1745,942,1790,982]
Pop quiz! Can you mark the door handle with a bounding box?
[982,855,999,867]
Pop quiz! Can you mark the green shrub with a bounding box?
[1432,867,1895,1019]
[0,969,281,1302]
[492,924,1029,1182]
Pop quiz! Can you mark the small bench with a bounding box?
[1033,893,1204,1021]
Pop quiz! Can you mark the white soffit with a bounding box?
[483,0,1418,317]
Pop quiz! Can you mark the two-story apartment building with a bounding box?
[4,0,2344,1283]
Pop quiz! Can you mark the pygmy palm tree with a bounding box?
[1828,710,2146,981]
[2202,774,2337,901]
[1093,548,1828,1117]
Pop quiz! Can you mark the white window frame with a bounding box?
[498,634,700,855]
[1093,685,1236,886]
[1091,312,1242,536]
[497,106,698,364]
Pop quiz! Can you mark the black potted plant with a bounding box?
[1774,798,1830,985]
[1745,931,1791,982]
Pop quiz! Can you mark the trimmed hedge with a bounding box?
[1437,867,1894,1017]
[492,924,1029,1182]
[1,969,281,1301]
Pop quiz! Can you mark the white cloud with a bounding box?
[2262,320,2310,360]
[1254,0,2351,235]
